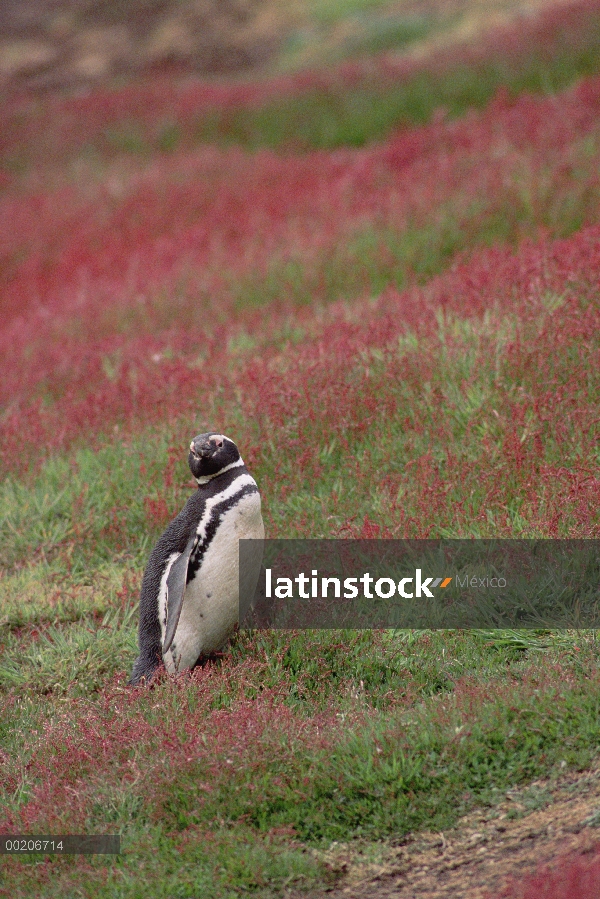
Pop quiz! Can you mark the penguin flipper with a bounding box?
[163,535,196,654]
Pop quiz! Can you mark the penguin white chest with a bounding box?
[163,490,263,674]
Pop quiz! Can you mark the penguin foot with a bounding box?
[127,655,163,687]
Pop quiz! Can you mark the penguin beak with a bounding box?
[191,439,212,458]
[190,434,225,458]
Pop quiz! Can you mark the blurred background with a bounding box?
[0,0,564,92]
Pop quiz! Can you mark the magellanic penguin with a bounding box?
[128,433,264,686]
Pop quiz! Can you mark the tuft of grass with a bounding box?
[0,602,137,696]
[0,438,189,576]
[0,564,129,630]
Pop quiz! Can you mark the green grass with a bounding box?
[0,602,137,696]
[1,290,599,894]
[3,9,600,890]
[279,5,435,71]
[1,626,599,897]
[7,3,596,173]
[103,24,600,155]
[2,294,598,603]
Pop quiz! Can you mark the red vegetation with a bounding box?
[2,75,600,501]
[0,2,598,545]
[2,218,599,536]
[0,657,592,836]
[493,848,600,899]
[4,68,600,336]
[3,0,600,164]
[0,665,349,833]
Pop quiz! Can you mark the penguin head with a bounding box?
[188,432,241,482]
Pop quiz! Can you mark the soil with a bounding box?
[0,0,572,94]
[0,0,303,92]
[295,767,600,898]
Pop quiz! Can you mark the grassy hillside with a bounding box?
[1,2,600,897]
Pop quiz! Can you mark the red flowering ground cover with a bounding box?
[3,73,600,482]
[4,0,600,164]
[1,2,600,897]
[495,851,600,899]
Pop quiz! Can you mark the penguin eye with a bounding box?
[213,436,224,448]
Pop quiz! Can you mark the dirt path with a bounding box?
[297,767,600,898]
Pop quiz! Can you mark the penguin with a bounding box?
[128,432,264,686]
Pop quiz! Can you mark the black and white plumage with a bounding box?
[128,432,264,686]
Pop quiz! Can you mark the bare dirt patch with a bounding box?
[0,0,574,94]
[0,0,304,91]
[299,767,600,898]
